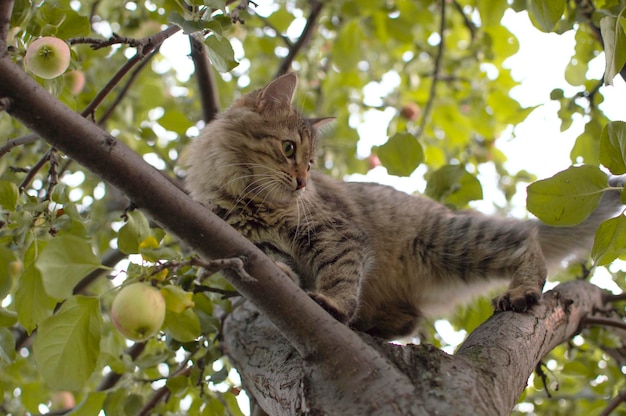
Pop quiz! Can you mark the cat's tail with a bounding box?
[537,174,625,271]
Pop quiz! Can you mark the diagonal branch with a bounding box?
[274,0,323,78]
[189,34,220,122]
[417,0,446,138]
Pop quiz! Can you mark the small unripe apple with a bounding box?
[24,37,71,79]
[111,282,166,341]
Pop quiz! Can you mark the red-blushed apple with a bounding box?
[24,37,71,80]
[64,70,85,95]
[111,282,166,341]
[400,102,420,121]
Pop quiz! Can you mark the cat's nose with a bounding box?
[296,177,307,190]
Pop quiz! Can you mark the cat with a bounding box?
[184,73,623,340]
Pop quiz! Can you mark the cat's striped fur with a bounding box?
[185,74,622,339]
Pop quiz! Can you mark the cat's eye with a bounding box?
[282,140,296,158]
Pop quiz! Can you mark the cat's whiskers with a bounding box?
[302,193,350,241]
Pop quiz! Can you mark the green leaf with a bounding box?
[158,110,192,135]
[67,391,107,416]
[204,35,238,73]
[163,308,201,342]
[36,235,102,300]
[33,296,102,391]
[55,9,91,39]
[375,132,423,177]
[0,327,16,366]
[527,165,608,226]
[0,180,19,211]
[592,216,626,266]
[0,308,18,327]
[161,285,195,313]
[425,165,483,207]
[332,19,363,72]
[167,11,205,34]
[0,246,16,299]
[118,210,151,254]
[527,0,565,32]
[600,11,626,85]
[478,0,508,27]
[15,265,57,334]
[600,121,626,174]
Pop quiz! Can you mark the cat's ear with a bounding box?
[259,73,298,108]
[308,117,335,130]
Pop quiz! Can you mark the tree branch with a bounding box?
[0,0,14,51]
[274,0,323,78]
[189,34,220,123]
[417,0,446,138]
[224,280,609,414]
[81,25,180,119]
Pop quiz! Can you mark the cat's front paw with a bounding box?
[493,287,542,312]
[307,292,350,323]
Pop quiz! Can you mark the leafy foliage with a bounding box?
[0,0,625,415]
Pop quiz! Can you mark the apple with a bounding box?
[64,70,85,95]
[111,282,166,341]
[400,102,420,121]
[24,37,71,79]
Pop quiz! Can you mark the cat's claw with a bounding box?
[493,289,541,312]
[307,292,349,323]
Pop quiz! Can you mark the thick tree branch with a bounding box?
[0,54,420,414]
[224,280,610,414]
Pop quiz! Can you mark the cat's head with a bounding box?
[186,73,331,208]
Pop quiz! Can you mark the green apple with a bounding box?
[24,37,71,80]
[111,282,166,341]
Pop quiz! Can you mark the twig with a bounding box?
[599,388,626,416]
[451,0,476,41]
[534,361,553,398]
[18,147,53,193]
[98,46,161,123]
[96,342,147,391]
[0,133,39,158]
[138,365,192,415]
[81,25,180,119]
[417,0,446,138]
[582,316,626,331]
[255,14,293,48]
[193,284,240,299]
[43,149,59,202]
[275,0,323,78]
[189,34,220,123]
[150,256,255,283]
[73,248,128,295]
[192,256,256,282]
[68,33,143,50]
[229,0,257,23]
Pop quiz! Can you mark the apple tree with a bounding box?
[1,0,626,415]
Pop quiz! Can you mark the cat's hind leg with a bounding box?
[492,237,547,312]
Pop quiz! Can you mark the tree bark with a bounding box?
[223,280,609,415]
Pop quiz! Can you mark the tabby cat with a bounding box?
[185,73,622,339]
